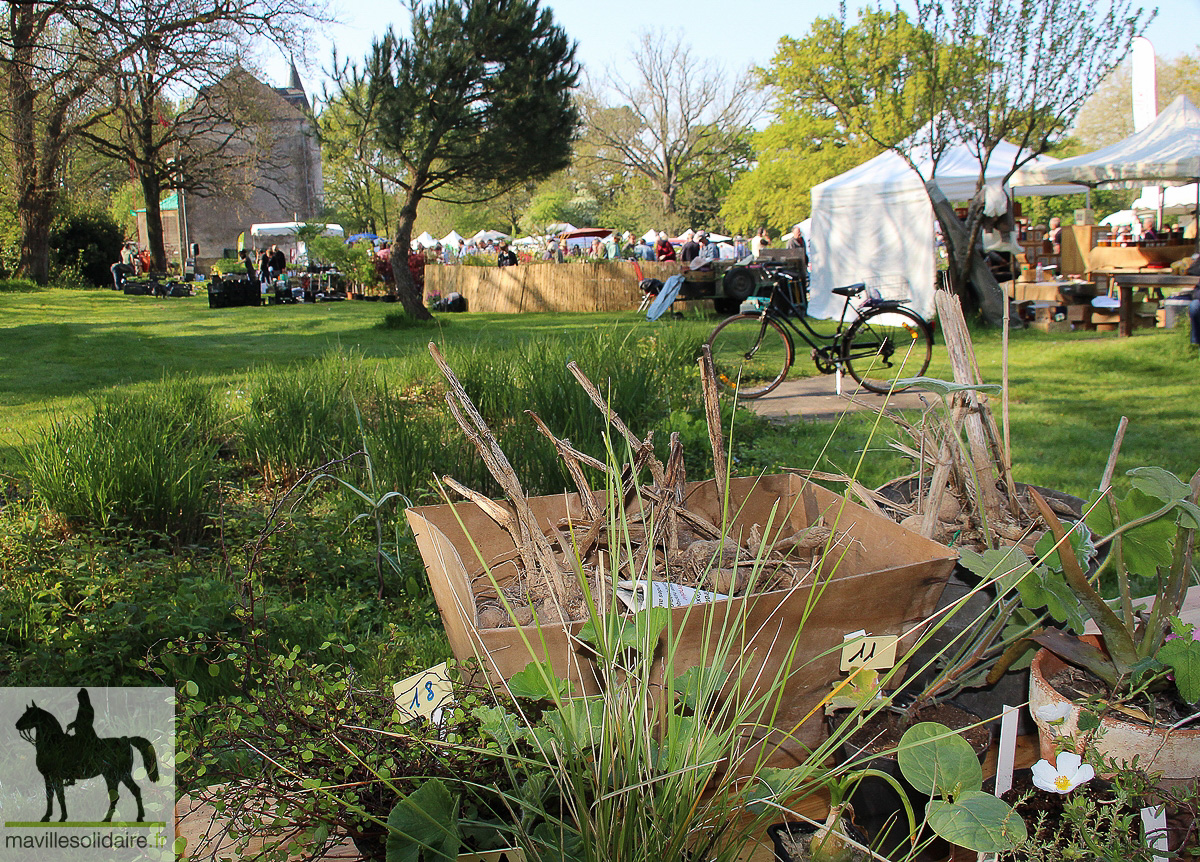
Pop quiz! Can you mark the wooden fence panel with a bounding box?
[425,261,684,313]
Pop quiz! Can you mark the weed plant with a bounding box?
[21,377,224,542]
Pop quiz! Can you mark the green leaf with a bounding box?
[957,546,1031,595]
[385,779,459,862]
[1078,709,1101,732]
[897,722,983,798]
[1013,563,1087,633]
[1086,488,1177,578]
[674,664,729,712]
[890,377,1001,397]
[577,608,668,659]
[927,791,1027,852]
[1158,627,1200,704]
[474,704,525,750]
[507,660,571,701]
[542,697,606,747]
[1127,466,1191,505]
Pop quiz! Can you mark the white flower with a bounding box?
[1031,751,1095,794]
[1035,702,1072,726]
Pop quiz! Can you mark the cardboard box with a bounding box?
[1067,305,1092,324]
[405,474,957,759]
[1030,319,1071,333]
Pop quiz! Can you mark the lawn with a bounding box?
[2,287,1195,498]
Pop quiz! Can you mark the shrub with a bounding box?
[49,211,125,288]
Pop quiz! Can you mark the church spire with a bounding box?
[288,59,303,92]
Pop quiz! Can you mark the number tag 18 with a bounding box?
[393,662,454,724]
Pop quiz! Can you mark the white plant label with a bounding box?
[615,580,726,612]
[393,661,454,724]
[840,630,899,671]
[994,704,1020,798]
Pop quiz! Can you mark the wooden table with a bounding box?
[1087,243,1194,271]
[1105,272,1197,336]
[1007,280,1092,303]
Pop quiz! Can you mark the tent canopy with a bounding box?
[1131,183,1200,216]
[250,222,344,239]
[470,229,510,242]
[441,230,465,246]
[808,141,1082,321]
[1011,95,1200,188]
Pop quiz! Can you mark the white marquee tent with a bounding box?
[1012,95,1200,189]
[808,142,1083,321]
[413,231,437,248]
[440,230,465,247]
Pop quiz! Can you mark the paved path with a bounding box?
[740,373,934,420]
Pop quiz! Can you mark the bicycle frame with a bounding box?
[753,266,865,365]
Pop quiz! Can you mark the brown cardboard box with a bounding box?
[1030,319,1071,333]
[1067,305,1091,324]
[405,474,957,759]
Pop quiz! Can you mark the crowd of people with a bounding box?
[398,227,796,268]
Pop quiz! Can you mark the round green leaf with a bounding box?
[927,791,1027,852]
[897,722,983,797]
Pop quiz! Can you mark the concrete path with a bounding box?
[740,372,934,420]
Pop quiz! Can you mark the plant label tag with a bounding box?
[994,704,1020,798]
[458,849,526,862]
[393,662,454,724]
[1141,805,1168,860]
[840,630,898,671]
[615,580,726,612]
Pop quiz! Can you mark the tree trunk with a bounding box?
[389,192,433,321]
[140,172,168,272]
[926,181,1007,326]
[9,6,55,285]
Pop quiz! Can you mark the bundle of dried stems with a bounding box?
[427,343,843,629]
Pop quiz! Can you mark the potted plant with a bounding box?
[985,466,1200,784]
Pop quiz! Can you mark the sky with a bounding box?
[262,0,1200,103]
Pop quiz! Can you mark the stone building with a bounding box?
[137,64,323,271]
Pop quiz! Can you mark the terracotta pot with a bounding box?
[1029,642,1200,786]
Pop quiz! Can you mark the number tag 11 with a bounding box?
[393,662,455,724]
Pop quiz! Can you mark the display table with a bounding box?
[1007,280,1093,303]
[1086,243,1194,271]
[1107,272,1196,337]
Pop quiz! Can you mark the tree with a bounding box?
[723,8,931,236]
[331,0,579,320]
[580,31,760,231]
[1073,50,1200,148]
[788,0,1149,323]
[0,0,324,282]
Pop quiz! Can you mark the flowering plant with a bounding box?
[1031,751,1095,794]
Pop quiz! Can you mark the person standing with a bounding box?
[268,244,287,280]
[654,232,676,261]
[497,241,518,266]
[679,231,701,264]
[785,223,809,290]
[751,228,770,259]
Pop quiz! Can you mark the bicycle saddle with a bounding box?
[831,283,866,297]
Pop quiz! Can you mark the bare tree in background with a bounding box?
[0,0,326,282]
[581,31,761,229]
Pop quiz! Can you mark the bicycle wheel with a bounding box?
[842,306,933,394]
[707,313,793,399]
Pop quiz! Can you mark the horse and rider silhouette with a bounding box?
[15,688,159,822]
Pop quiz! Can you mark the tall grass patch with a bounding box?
[21,378,223,542]
[236,350,388,480]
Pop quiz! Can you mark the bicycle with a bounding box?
[706,263,934,398]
